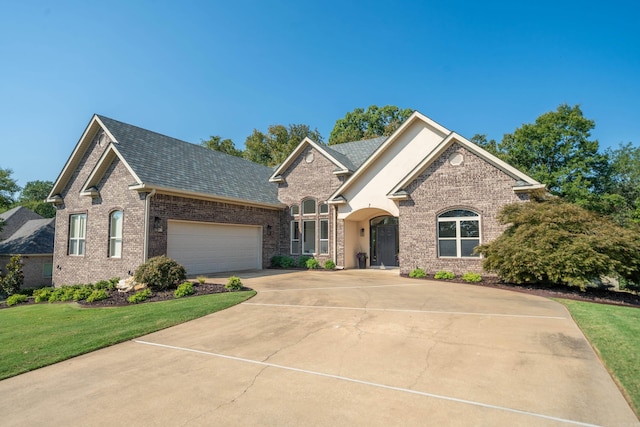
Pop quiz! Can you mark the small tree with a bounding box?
[476,193,640,290]
[134,256,186,291]
[1,255,24,296]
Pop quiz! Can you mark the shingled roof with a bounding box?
[0,218,55,255]
[95,116,281,207]
[325,136,387,171]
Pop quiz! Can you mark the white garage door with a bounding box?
[167,220,262,275]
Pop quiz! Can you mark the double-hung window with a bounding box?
[319,219,329,254]
[109,210,123,258]
[69,213,87,256]
[437,209,480,258]
[290,220,300,254]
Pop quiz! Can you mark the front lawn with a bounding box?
[556,299,640,416]
[0,291,255,380]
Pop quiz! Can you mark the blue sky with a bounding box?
[1,0,638,189]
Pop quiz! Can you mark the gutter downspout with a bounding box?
[333,205,338,266]
[143,188,156,264]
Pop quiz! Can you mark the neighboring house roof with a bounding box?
[0,218,55,255]
[0,206,44,241]
[49,115,283,208]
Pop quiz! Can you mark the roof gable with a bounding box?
[269,137,352,182]
[49,115,283,208]
[388,132,544,197]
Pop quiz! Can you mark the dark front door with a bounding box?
[375,223,398,267]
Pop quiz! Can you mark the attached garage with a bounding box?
[167,220,262,275]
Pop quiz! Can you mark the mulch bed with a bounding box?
[403,274,640,308]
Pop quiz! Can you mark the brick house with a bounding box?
[47,112,542,286]
[0,207,55,288]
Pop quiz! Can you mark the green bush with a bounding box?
[73,286,94,301]
[174,282,195,298]
[33,287,53,303]
[298,256,312,268]
[306,258,320,269]
[324,260,336,270]
[409,268,426,278]
[6,294,28,306]
[108,277,120,290]
[462,272,482,283]
[86,289,109,303]
[48,288,67,303]
[59,286,77,302]
[0,255,24,296]
[225,276,243,291]
[434,271,455,280]
[196,276,206,285]
[271,255,296,268]
[477,194,640,290]
[128,288,152,304]
[134,256,186,291]
[93,280,111,290]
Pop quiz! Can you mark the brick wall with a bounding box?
[399,143,529,275]
[0,255,52,288]
[53,131,147,286]
[277,146,344,265]
[148,194,281,268]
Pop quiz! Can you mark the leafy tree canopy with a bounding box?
[0,167,20,212]
[476,191,640,290]
[244,124,323,167]
[200,135,243,158]
[15,180,55,218]
[491,104,608,204]
[328,105,413,145]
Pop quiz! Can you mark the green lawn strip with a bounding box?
[555,299,640,415]
[0,291,255,380]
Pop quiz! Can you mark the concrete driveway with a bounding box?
[0,270,637,427]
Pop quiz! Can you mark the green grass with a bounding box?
[0,291,255,380]
[556,299,640,415]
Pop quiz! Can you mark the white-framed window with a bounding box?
[302,199,316,215]
[319,202,329,214]
[437,209,480,258]
[290,220,300,254]
[43,263,53,279]
[291,205,299,216]
[302,220,316,254]
[109,210,123,258]
[320,219,329,254]
[69,213,87,256]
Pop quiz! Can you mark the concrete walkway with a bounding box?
[0,270,637,426]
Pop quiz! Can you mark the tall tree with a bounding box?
[329,105,413,145]
[16,180,55,218]
[200,135,243,158]
[598,142,640,224]
[495,104,607,204]
[470,134,499,157]
[0,167,20,212]
[243,124,323,167]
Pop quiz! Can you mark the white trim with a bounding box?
[80,144,143,197]
[269,137,350,182]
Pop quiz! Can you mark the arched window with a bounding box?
[437,209,480,258]
[109,210,123,258]
[302,199,316,215]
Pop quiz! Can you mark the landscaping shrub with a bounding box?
[128,288,152,304]
[174,282,195,298]
[58,286,77,302]
[306,258,320,269]
[93,280,111,290]
[324,260,336,270]
[462,272,482,282]
[0,255,24,296]
[134,256,186,291]
[225,276,243,291]
[48,288,67,303]
[73,286,94,301]
[434,271,455,280]
[33,287,53,303]
[108,277,120,290]
[477,194,640,290]
[86,289,109,303]
[409,268,426,278]
[298,256,312,268]
[6,294,28,306]
[271,255,296,268]
[197,276,206,285]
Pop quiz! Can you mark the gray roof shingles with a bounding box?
[0,218,55,255]
[97,115,282,206]
[325,136,387,171]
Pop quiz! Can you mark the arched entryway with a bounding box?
[370,216,399,267]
